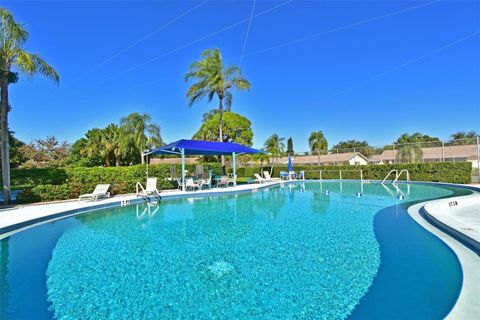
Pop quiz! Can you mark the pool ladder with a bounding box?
[381,169,410,185]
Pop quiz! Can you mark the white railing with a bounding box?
[393,169,410,184]
[382,169,410,184]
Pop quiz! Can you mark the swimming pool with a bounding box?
[0,181,473,319]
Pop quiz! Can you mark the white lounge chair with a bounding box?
[79,184,110,201]
[201,176,212,189]
[136,177,161,197]
[263,171,281,182]
[185,178,200,191]
[227,174,237,186]
[254,173,267,184]
[216,176,229,188]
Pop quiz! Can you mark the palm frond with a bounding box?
[0,8,29,46]
[13,49,36,75]
[30,54,59,83]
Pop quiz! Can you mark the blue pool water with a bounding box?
[0,182,471,319]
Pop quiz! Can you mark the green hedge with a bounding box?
[6,163,222,204]
[3,161,472,204]
[230,162,472,184]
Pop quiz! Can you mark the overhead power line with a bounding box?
[63,0,208,88]
[239,0,257,68]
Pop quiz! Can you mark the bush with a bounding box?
[17,184,78,203]
[5,161,472,204]
[8,163,223,203]
[229,162,472,184]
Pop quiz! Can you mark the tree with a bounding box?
[9,131,25,168]
[120,113,163,164]
[67,137,99,167]
[18,136,70,168]
[81,128,105,165]
[448,130,478,145]
[0,8,59,203]
[287,137,294,156]
[394,132,440,148]
[193,112,253,146]
[264,134,285,175]
[332,139,375,156]
[253,151,270,172]
[395,144,423,163]
[308,131,328,165]
[201,107,231,124]
[102,124,123,166]
[185,48,250,167]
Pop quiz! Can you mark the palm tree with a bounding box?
[119,113,163,164]
[81,128,105,165]
[449,130,478,145]
[253,151,270,172]
[264,134,285,175]
[308,131,328,165]
[185,48,250,167]
[396,144,423,163]
[0,9,59,203]
[101,124,123,166]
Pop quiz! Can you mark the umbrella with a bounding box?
[288,156,293,172]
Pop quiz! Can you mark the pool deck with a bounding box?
[0,180,479,317]
[0,181,281,238]
[408,202,480,320]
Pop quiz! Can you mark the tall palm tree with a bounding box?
[0,9,59,203]
[308,131,328,165]
[81,128,105,164]
[396,144,423,163]
[185,48,250,167]
[253,151,270,172]
[102,124,123,166]
[264,134,285,175]
[119,113,163,164]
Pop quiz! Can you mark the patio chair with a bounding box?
[185,178,200,191]
[280,171,289,180]
[79,184,110,201]
[216,176,229,188]
[227,174,237,186]
[201,176,212,189]
[254,173,267,184]
[136,177,161,197]
[169,166,177,179]
[297,170,305,180]
[288,171,295,180]
[175,177,183,190]
[263,171,281,182]
[196,165,204,179]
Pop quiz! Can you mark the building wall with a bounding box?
[348,155,368,165]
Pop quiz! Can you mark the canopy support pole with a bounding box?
[232,152,236,186]
[181,148,185,192]
[146,153,149,178]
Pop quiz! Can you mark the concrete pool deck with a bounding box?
[408,202,480,320]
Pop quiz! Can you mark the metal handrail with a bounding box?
[393,170,410,184]
[381,170,398,184]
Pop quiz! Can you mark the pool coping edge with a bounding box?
[407,201,480,320]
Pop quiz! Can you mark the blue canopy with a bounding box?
[146,139,263,156]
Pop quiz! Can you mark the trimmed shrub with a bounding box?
[229,162,472,184]
[9,163,223,203]
[7,161,472,204]
[17,184,77,203]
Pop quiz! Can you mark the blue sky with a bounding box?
[4,0,480,152]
